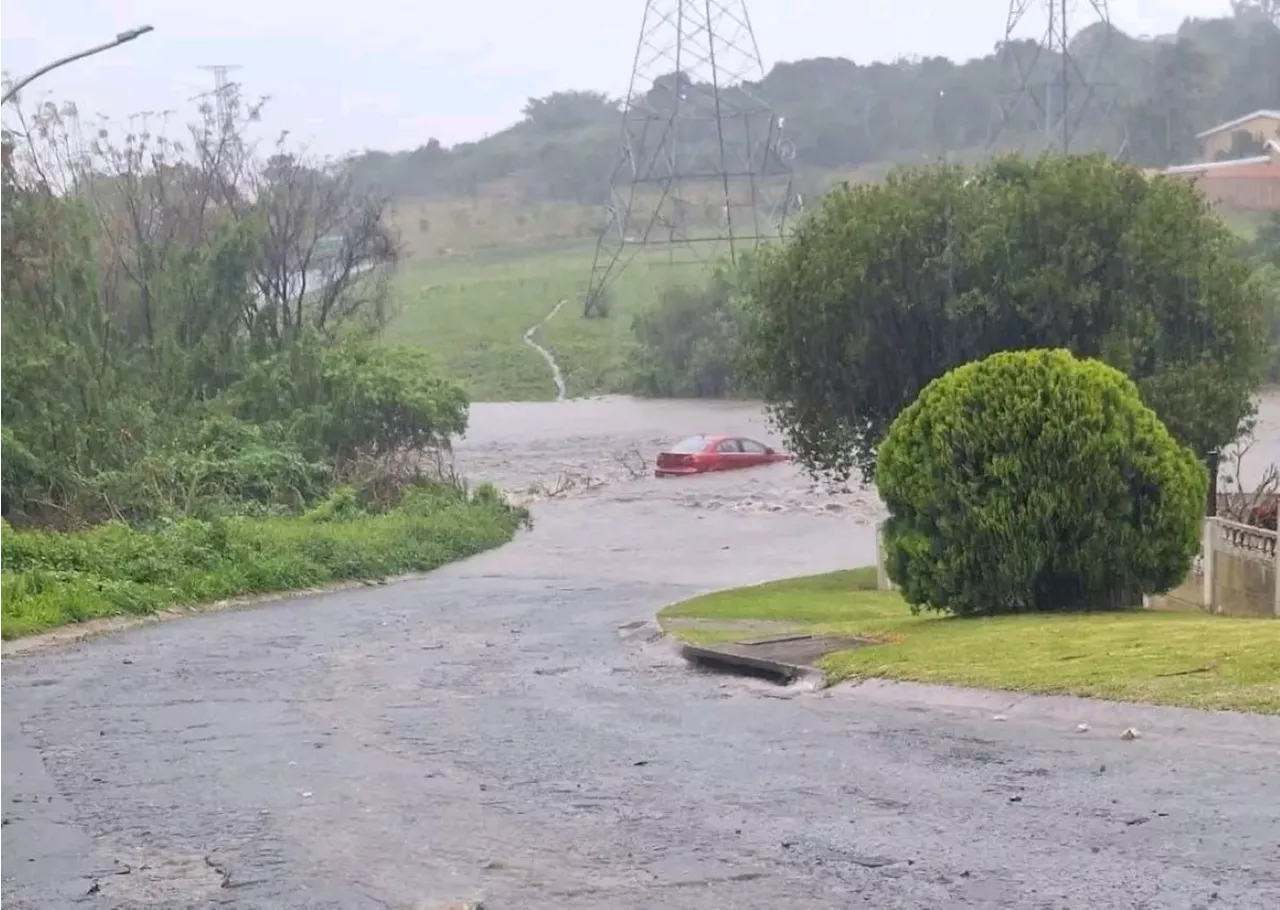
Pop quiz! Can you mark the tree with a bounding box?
[244,147,399,349]
[628,257,756,398]
[5,90,400,362]
[745,154,1267,485]
[0,88,443,527]
[1124,39,1213,167]
[338,13,1280,217]
[876,349,1207,616]
[521,91,617,131]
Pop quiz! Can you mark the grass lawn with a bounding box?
[659,567,1280,714]
[389,244,705,401]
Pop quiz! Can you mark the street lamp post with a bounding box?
[2,26,155,105]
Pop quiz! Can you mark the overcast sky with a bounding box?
[1,0,1233,157]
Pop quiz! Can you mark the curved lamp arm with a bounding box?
[2,26,155,105]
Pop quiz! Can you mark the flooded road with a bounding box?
[4,397,1280,909]
[456,396,885,524]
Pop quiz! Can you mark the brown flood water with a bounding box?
[455,395,885,523]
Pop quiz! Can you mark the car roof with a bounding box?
[667,434,765,447]
[665,435,723,450]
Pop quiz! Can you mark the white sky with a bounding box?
[0,0,1233,157]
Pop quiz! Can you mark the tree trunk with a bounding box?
[1206,450,1220,517]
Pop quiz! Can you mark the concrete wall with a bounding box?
[1149,518,1280,619]
[1211,544,1277,618]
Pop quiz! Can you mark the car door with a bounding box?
[714,437,745,470]
[735,438,772,466]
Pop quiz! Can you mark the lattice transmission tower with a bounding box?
[988,0,1124,155]
[581,0,798,317]
[195,64,242,139]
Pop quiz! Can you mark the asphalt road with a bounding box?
[5,399,1280,908]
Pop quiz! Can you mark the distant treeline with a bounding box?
[346,8,1280,205]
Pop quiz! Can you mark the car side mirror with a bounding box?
[765,447,774,455]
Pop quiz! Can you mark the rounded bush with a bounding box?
[875,348,1207,616]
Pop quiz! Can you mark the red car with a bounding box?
[654,435,791,477]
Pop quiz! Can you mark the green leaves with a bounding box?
[747,153,1268,484]
[877,349,1207,616]
[628,256,756,398]
[228,330,469,465]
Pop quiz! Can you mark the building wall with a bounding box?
[1162,150,1280,212]
[1194,174,1280,211]
[1200,115,1280,161]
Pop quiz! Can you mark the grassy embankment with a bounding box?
[389,245,692,401]
[659,567,1280,714]
[387,191,1269,404]
[0,486,529,641]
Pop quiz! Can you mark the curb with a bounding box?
[678,641,828,688]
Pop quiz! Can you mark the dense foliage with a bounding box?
[0,93,529,636]
[876,349,1208,616]
[1246,214,1280,383]
[628,257,756,398]
[346,10,1278,205]
[745,153,1267,484]
[0,93,448,526]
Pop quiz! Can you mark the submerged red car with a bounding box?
[654,435,791,477]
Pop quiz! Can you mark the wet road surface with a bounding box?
[4,398,1280,909]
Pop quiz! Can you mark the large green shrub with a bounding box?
[628,257,756,399]
[876,348,1207,616]
[229,331,468,464]
[746,154,1266,485]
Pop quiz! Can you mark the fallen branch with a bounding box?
[613,447,648,480]
[1154,665,1217,679]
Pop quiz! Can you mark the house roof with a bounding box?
[1195,162,1280,180]
[1196,110,1280,140]
[1163,156,1270,176]
[1162,140,1280,177]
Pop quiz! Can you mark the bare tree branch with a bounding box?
[3,83,401,362]
[1217,429,1280,528]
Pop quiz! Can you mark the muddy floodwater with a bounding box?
[456,396,886,523]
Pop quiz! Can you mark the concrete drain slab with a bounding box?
[680,633,877,684]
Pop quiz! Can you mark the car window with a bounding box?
[716,439,744,453]
[669,436,711,453]
[737,439,769,454]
